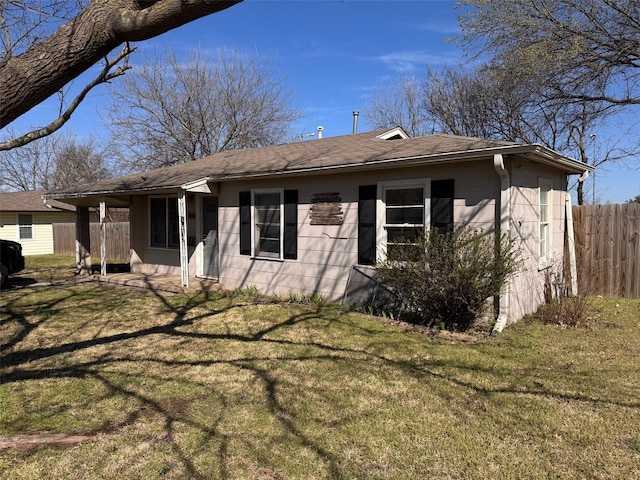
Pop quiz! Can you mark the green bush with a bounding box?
[376,227,520,332]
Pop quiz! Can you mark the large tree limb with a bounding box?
[0,44,134,151]
[0,0,242,128]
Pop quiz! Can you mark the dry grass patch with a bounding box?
[1,268,640,479]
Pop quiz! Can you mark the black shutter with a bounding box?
[283,190,298,260]
[358,185,377,265]
[431,179,454,233]
[239,191,251,255]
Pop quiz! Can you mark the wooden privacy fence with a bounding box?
[53,222,130,262]
[572,203,640,298]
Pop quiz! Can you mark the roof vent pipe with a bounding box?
[352,111,359,134]
[317,126,323,139]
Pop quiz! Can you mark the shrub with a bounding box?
[376,227,520,332]
[535,295,596,327]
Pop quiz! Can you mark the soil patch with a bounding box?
[0,433,96,450]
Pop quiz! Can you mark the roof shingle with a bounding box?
[48,129,589,200]
[0,190,75,212]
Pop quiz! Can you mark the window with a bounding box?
[18,214,33,240]
[383,185,425,260]
[150,197,179,249]
[539,178,553,266]
[239,190,297,260]
[358,179,454,264]
[254,190,282,258]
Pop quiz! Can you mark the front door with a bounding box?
[202,196,219,278]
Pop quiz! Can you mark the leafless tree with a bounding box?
[0,129,57,191]
[0,132,111,191]
[106,47,301,172]
[422,66,500,140]
[364,75,433,137]
[0,0,242,150]
[48,137,111,189]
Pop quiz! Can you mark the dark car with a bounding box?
[1,239,25,288]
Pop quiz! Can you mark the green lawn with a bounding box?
[1,257,639,479]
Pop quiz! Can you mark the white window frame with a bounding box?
[17,213,34,241]
[251,188,284,260]
[376,178,430,262]
[148,196,179,250]
[539,178,553,268]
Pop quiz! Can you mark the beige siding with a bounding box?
[218,163,500,301]
[0,211,75,255]
[123,156,571,322]
[508,157,567,321]
[129,195,198,277]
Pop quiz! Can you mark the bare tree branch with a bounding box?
[0,43,134,151]
[0,0,242,128]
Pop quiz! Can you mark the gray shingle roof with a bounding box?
[48,129,590,200]
[0,189,75,212]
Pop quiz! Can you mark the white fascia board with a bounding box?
[182,177,219,194]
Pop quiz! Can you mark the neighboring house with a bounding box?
[0,190,76,256]
[47,128,592,327]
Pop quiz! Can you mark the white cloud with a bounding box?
[416,21,461,35]
[376,50,459,72]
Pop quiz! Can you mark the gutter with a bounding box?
[492,153,511,334]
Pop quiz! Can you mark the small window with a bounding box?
[18,214,33,240]
[239,190,297,260]
[539,178,553,266]
[150,197,179,249]
[383,185,425,261]
[253,190,283,259]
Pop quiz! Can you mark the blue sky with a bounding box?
[5,0,639,202]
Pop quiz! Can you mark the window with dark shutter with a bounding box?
[239,191,251,255]
[240,189,297,260]
[358,185,377,265]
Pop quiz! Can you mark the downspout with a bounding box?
[492,154,511,334]
[565,193,578,296]
[566,170,589,296]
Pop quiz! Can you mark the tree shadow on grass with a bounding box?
[1,283,354,478]
[2,282,639,478]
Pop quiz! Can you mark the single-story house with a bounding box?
[46,128,592,328]
[0,189,76,255]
